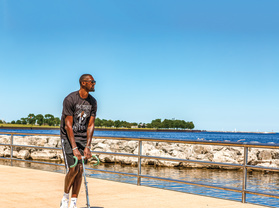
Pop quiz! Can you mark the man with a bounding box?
[60,74,97,208]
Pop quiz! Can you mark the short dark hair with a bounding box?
[79,74,92,85]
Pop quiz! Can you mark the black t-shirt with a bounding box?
[60,91,97,141]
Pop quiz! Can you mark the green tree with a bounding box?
[122,121,132,128]
[106,120,114,127]
[36,114,44,126]
[21,118,27,125]
[131,122,138,127]
[11,120,16,124]
[150,119,162,128]
[146,123,152,128]
[54,117,60,126]
[94,118,102,126]
[27,114,36,125]
[44,114,55,126]
[162,119,171,128]
[186,121,195,129]
[16,120,22,124]
[101,119,108,127]
[114,120,121,128]
[0,120,3,124]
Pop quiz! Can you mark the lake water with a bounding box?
[1,128,279,207]
[0,128,279,144]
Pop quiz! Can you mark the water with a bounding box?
[0,128,279,144]
[1,128,279,207]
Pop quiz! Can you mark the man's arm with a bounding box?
[84,116,95,159]
[65,115,82,160]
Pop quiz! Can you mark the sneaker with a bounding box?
[69,201,77,208]
[60,198,69,208]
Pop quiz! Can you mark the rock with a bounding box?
[92,139,105,146]
[193,145,212,154]
[12,151,18,158]
[0,146,5,156]
[93,143,110,152]
[98,154,114,163]
[28,136,48,146]
[258,150,272,160]
[1,135,279,169]
[17,150,31,159]
[3,148,10,157]
[0,135,10,144]
[44,137,60,147]
[212,151,238,164]
[30,150,60,161]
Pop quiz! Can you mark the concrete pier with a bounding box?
[1,165,264,208]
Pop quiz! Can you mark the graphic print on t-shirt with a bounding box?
[73,104,92,132]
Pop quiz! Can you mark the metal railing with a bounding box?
[1,132,279,204]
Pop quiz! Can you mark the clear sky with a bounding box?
[0,0,278,132]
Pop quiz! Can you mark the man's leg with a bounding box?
[64,165,80,193]
[69,163,83,208]
[61,138,79,208]
[71,163,83,197]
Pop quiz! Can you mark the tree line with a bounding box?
[95,118,195,129]
[1,116,195,129]
[0,114,61,126]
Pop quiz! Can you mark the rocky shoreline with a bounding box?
[0,135,278,170]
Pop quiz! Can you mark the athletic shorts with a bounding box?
[61,138,88,169]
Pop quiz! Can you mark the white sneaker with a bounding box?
[69,197,77,208]
[60,198,69,208]
[69,201,77,208]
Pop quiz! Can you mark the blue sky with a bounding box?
[0,0,278,132]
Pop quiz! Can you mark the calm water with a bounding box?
[0,128,279,144]
[1,128,279,207]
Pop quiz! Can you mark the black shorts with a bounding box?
[61,138,88,169]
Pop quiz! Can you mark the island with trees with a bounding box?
[0,114,195,130]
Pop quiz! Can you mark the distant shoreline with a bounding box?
[0,126,201,133]
[0,125,276,134]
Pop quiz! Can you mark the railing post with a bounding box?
[10,134,14,166]
[137,140,142,185]
[242,146,248,203]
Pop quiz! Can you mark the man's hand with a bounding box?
[73,148,82,160]
[84,147,92,160]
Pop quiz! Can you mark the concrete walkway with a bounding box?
[1,165,265,208]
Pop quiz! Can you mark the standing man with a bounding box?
[60,74,97,208]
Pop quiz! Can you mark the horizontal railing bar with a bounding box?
[86,167,138,177]
[245,190,279,199]
[140,155,243,168]
[246,165,279,172]
[11,144,62,150]
[0,143,62,150]
[0,157,64,167]
[92,151,138,158]
[0,157,12,161]
[96,136,141,141]
[11,158,65,167]
[0,132,59,137]
[1,132,279,149]
[139,174,242,193]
